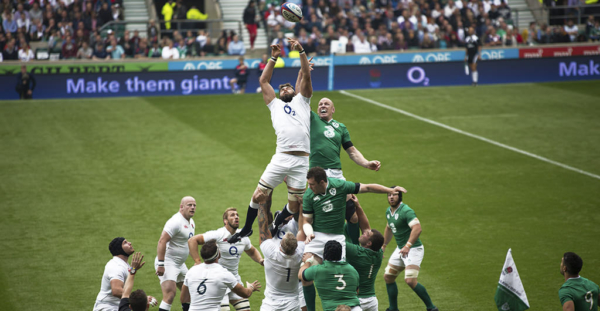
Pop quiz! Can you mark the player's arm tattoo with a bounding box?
[257,203,272,244]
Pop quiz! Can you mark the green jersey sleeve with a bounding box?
[342,126,351,145]
[345,242,360,260]
[303,266,317,282]
[303,192,314,214]
[404,208,417,223]
[559,287,574,305]
[341,180,360,195]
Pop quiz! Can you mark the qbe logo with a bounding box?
[407,66,429,86]
[183,61,223,70]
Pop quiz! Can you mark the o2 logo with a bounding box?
[407,67,430,86]
[189,232,193,239]
[229,246,239,257]
[284,105,296,116]
[277,230,286,239]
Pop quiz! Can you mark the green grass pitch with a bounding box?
[0,81,599,311]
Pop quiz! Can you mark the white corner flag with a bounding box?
[494,249,530,311]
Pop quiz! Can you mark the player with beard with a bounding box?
[93,237,136,311]
[188,208,264,311]
[229,38,313,244]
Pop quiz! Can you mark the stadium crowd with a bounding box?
[1,0,599,61]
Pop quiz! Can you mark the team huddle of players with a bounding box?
[93,38,441,311]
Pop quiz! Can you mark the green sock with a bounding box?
[412,282,435,309]
[386,282,399,311]
[303,284,316,311]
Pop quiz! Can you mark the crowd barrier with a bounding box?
[1,45,598,100]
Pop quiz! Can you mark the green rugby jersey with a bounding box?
[303,177,359,235]
[309,111,352,169]
[559,277,599,311]
[344,223,383,298]
[303,261,360,311]
[386,203,422,248]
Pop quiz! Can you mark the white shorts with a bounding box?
[351,306,362,311]
[359,296,378,311]
[303,232,346,260]
[388,245,424,268]
[221,274,244,305]
[154,258,188,284]
[260,153,308,190]
[298,282,305,308]
[260,295,300,311]
[324,168,345,180]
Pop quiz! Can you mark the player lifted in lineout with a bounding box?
[228,38,313,244]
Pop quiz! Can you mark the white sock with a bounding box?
[159,301,172,311]
[249,200,259,209]
[473,71,478,83]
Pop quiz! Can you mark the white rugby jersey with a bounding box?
[202,227,252,277]
[184,263,239,311]
[260,239,305,299]
[93,257,129,311]
[275,218,299,240]
[163,212,196,265]
[267,94,312,154]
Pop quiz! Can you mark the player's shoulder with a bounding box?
[328,177,348,187]
[330,119,347,130]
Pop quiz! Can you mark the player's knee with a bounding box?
[233,299,250,311]
[404,269,419,286]
[384,265,400,281]
[405,277,418,288]
[287,189,305,202]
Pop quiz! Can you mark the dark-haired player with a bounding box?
[181,241,261,311]
[559,252,599,311]
[300,240,361,311]
[464,26,481,86]
[344,195,384,311]
[383,189,438,311]
[229,38,313,244]
[119,252,158,311]
[301,166,406,311]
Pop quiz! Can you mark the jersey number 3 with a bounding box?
[334,274,346,290]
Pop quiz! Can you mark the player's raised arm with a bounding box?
[346,146,381,171]
[358,184,407,194]
[259,45,280,105]
[350,195,371,232]
[187,234,205,265]
[122,252,145,299]
[295,56,314,93]
[288,38,312,99]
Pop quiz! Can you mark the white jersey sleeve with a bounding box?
[93,258,129,311]
[202,229,224,243]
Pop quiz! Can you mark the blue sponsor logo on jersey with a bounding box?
[229,246,239,256]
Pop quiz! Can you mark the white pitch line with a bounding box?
[340,90,600,181]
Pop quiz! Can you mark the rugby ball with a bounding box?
[281,2,302,23]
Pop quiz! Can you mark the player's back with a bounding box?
[559,277,599,311]
[185,263,239,311]
[346,243,383,298]
[260,239,304,300]
[94,257,128,310]
[311,261,360,311]
[267,94,311,154]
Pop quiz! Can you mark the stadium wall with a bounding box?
[0,45,598,100]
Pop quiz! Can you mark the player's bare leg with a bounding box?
[383,264,403,311]
[229,181,272,243]
[159,280,177,311]
[270,185,304,236]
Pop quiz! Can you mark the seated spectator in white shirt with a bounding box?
[196,29,207,48]
[228,35,246,55]
[444,0,459,18]
[353,32,372,53]
[18,45,35,61]
[564,19,578,42]
[161,39,180,59]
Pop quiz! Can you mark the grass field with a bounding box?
[1,81,599,311]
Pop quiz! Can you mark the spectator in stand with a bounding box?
[215,37,228,55]
[176,38,187,58]
[485,28,501,46]
[527,22,538,45]
[304,37,317,55]
[379,32,394,50]
[30,2,43,23]
[106,37,125,59]
[421,34,435,49]
[17,12,31,33]
[201,37,214,56]
[444,0,459,19]
[243,0,258,50]
[228,34,245,55]
[30,19,45,41]
[554,26,571,43]
[120,31,133,57]
[564,19,578,42]
[353,31,371,53]
[3,13,18,34]
[539,26,554,44]
[112,3,122,21]
[130,30,141,49]
[502,28,517,46]
[92,42,110,60]
[3,39,18,60]
[161,0,176,30]
[18,43,35,61]
[77,41,93,59]
[15,65,36,99]
[196,29,207,48]
[585,16,595,39]
[316,37,329,55]
[62,35,78,58]
[98,2,113,27]
[407,29,420,48]
[134,39,149,58]
[147,19,158,43]
[161,39,179,59]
